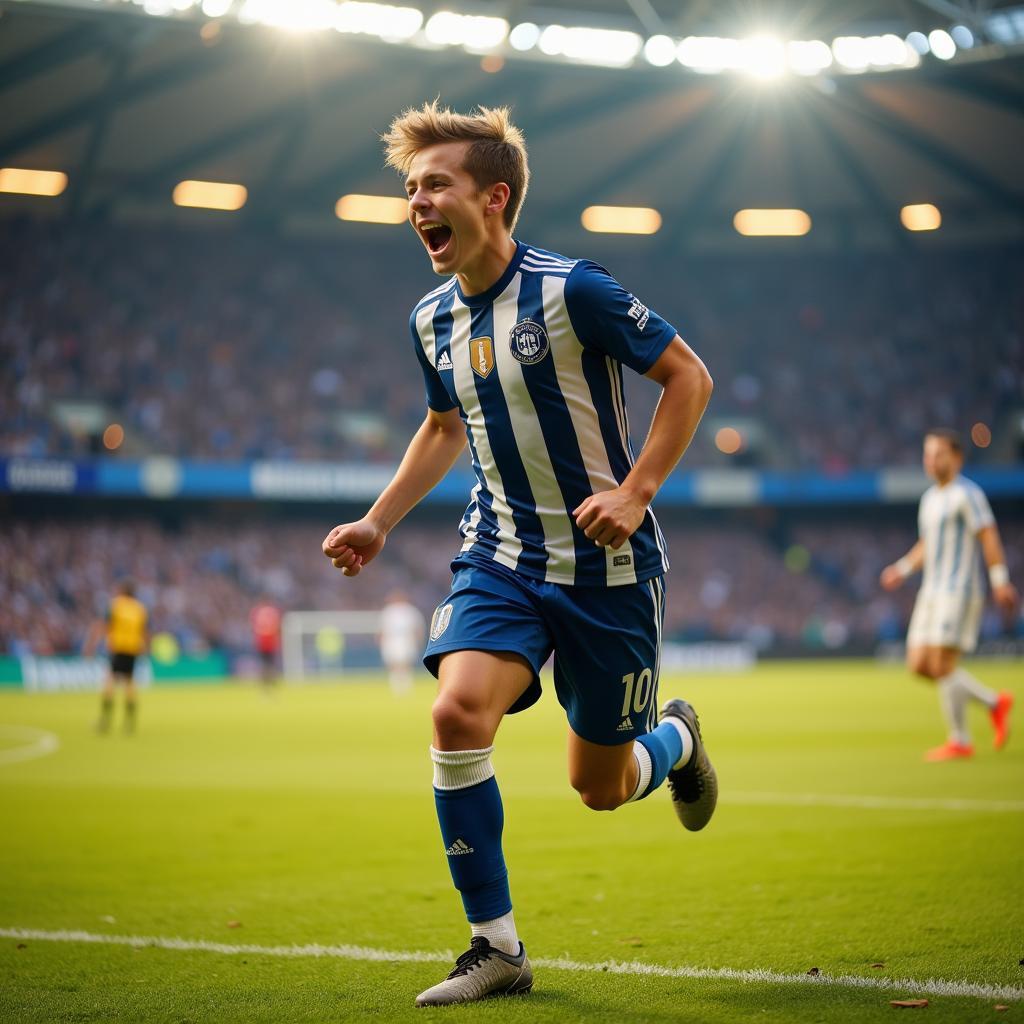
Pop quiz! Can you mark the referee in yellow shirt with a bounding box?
[86,580,149,734]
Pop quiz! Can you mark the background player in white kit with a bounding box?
[379,590,425,695]
[881,429,1017,761]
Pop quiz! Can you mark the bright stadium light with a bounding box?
[172,180,248,210]
[900,203,941,231]
[508,22,540,51]
[334,3,422,41]
[738,35,786,78]
[733,208,811,236]
[787,39,833,75]
[335,193,408,224]
[201,0,232,15]
[0,167,68,196]
[581,205,662,235]
[928,29,957,59]
[677,36,739,73]
[424,12,508,51]
[643,34,677,67]
[950,25,975,48]
[905,31,929,54]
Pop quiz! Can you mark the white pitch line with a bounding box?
[0,725,59,766]
[1,927,1021,1004]
[726,791,1024,813]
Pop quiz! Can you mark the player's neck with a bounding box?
[456,235,517,297]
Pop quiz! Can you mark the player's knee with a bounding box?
[907,653,932,679]
[571,778,626,812]
[431,694,485,746]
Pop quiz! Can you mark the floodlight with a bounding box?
[508,22,540,51]
[733,209,811,236]
[643,34,677,67]
[738,36,785,79]
[787,40,832,76]
[900,203,941,231]
[950,25,974,48]
[0,168,68,196]
[905,31,929,54]
[581,205,661,235]
[172,180,247,210]
[335,194,407,224]
[927,29,956,59]
[335,3,422,41]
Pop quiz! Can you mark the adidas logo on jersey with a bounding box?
[436,351,453,371]
[617,716,634,732]
[446,838,474,856]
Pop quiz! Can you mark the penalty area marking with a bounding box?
[1,927,1021,1004]
[726,790,1024,814]
[0,726,59,766]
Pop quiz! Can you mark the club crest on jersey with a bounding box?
[470,336,494,379]
[430,603,453,641]
[509,319,549,365]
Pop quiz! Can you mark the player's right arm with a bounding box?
[322,406,465,577]
[880,539,925,591]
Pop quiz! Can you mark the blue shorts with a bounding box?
[423,557,665,746]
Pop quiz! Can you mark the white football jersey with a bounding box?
[917,475,994,597]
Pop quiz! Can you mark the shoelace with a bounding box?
[447,937,493,978]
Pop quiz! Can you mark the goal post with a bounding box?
[281,610,383,681]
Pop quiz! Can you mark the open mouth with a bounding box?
[423,224,453,256]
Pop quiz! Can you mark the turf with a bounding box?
[0,660,1021,1022]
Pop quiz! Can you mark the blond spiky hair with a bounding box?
[382,100,530,230]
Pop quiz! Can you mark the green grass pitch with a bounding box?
[0,660,1021,1023]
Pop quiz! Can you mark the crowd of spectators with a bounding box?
[2,218,1021,470]
[3,514,1020,660]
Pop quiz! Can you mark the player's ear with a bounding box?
[485,182,510,219]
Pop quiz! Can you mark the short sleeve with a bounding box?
[963,482,995,533]
[409,311,458,412]
[563,260,679,374]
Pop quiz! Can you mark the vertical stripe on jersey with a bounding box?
[540,274,640,584]
[489,274,581,580]
[421,293,502,565]
[947,516,965,593]
[449,295,547,576]
[511,270,609,584]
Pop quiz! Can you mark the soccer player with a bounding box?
[322,102,716,1006]
[85,579,149,734]
[250,597,282,690]
[881,429,1017,760]
[379,590,425,695]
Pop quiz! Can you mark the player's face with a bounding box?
[405,142,490,276]
[922,436,961,483]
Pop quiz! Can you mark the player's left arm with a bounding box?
[977,524,1018,612]
[574,337,712,548]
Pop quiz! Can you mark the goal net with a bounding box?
[281,610,383,681]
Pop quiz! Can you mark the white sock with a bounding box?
[937,674,969,745]
[430,746,495,790]
[662,716,695,769]
[624,742,653,803]
[471,910,519,955]
[950,667,997,710]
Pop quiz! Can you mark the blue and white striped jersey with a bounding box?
[918,475,995,596]
[409,240,679,587]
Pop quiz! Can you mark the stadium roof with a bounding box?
[1,0,1022,250]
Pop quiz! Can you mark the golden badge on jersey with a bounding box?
[469,336,494,379]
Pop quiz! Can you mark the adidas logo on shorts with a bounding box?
[446,838,474,856]
[616,716,634,732]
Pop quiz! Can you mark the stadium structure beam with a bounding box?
[0,20,115,93]
[67,43,134,218]
[545,85,722,234]
[89,63,373,217]
[800,91,911,250]
[0,35,253,166]
[837,81,1024,214]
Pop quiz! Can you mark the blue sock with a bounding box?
[631,722,684,801]
[434,775,511,922]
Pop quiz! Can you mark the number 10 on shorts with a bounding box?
[621,668,653,717]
